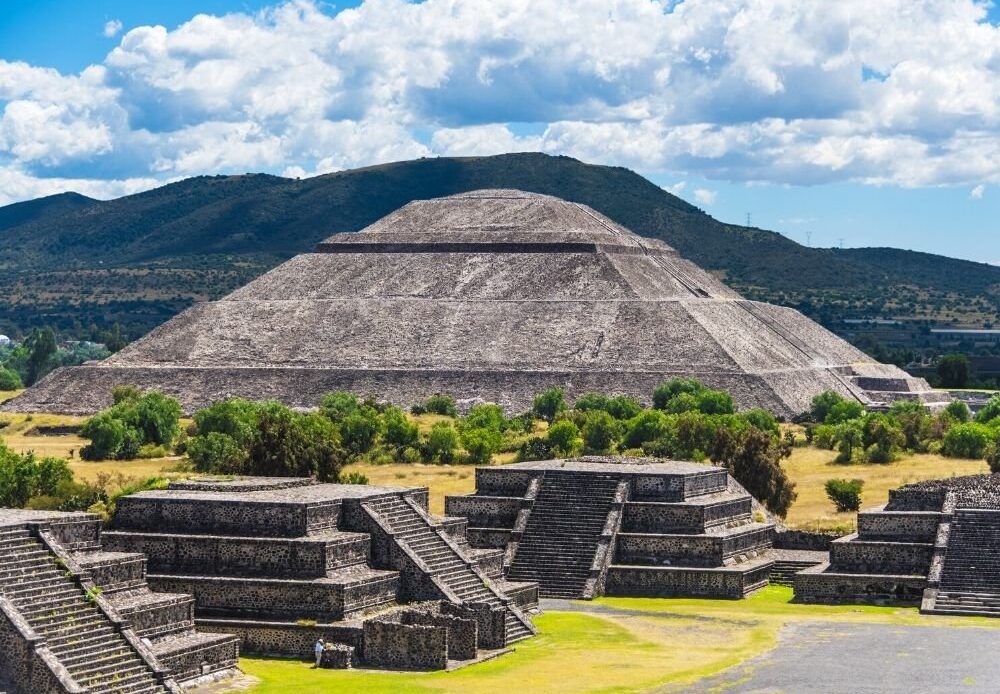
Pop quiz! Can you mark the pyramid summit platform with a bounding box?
[5,189,944,416]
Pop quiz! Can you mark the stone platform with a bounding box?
[103,477,536,668]
[0,508,238,694]
[445,456,775,600]
[795,475,1000,614]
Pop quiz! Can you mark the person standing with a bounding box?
[314,637,325,668]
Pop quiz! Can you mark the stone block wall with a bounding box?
[362,618,448,671]
[0,598,80,694]
[198,620,363,657]
[445,496,523,528]
[857,510,940,542]
[829,535,935,574]
[103,531,370,578]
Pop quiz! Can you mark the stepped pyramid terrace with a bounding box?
[794,474,1000,617]
[445,457,776,599]
[0,508,239,694]
[3,189,946,418]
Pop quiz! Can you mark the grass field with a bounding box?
[0,410,990,531]
[233,586,999,694]
[782,444,988,532]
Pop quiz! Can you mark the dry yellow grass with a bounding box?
[341,462,476,515]
[783,444,989,532]
[0,389,22,404]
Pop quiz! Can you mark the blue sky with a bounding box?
[0,0,998,263]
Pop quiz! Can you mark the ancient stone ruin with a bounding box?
[101,477,536,671]
[0,508,239,694]
[795,474,1000,616]
[4,189,944,418]
[445,457,775,599]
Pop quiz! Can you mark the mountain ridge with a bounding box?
[1,153,997,338]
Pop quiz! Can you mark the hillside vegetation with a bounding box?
[1,153,997,337]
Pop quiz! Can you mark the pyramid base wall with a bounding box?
[3,364,855,418]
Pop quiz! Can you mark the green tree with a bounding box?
[532,388,567,422]
[79,413,129,460]
[461,427,502,465]
[975,395,1000,425]
[546,419,581,457]
[942,423,992,459]
[339,407,381,457]
[319,392,361,422]
[945,399,971,423]
[833,421,864,463]
[622,410,669,449]
[810,390,845,422]
[937,353,970,388]
[862,414,905,463]
[463,403,508,432]
[0,366,23,390]
[24,328,57,385]
[187,431,247,473]
[424,422,459,464]
[653,379,705,410]
[582,410,618,453]
[382,406,419,449]
[711,426,796,517]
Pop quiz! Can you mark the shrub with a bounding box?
[622,410,669,449]
[463,403,508,432]
[942,423,992,459]
[319,392,360,422]
[975,395,1000,425]
[461,427,502,465]
[812,424,837,450]
[0,444,75,508]
[862,414,905,464]
[546,419,581,457]
[532,388,567,423]
[339,408,381,456]
[945,399,971,423]
[888,400,933,451]
[422,394,457,417]
[825,478,864,512]
[187,432,247,473]
[574,393,642,420]
[424,422,460,464]
[339,471,370,485]
[79,389,181,460]
[740,408,779,434]
[809,391,845,423]
[0,367,23,390]
[79,413,128,460]
[582,411,618,454]
[825,399,865,425]
[381,406,419,450]
[516,437,553,462]
[987,432,1000,473]
[653,379,705,410]
[695,390,735,415]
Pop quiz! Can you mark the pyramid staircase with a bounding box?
[0,526,169,694]
[931,509,1000,617]
[506,471,623,598]
[362,495,534,644]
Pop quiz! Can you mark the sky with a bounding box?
[0,0,998,263]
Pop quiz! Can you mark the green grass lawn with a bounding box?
[233,587,999,694]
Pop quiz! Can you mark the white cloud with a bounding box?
[970,183,986,199]
[0,0,999,202]
[103,19,123,38]
[663,181,687,195]
[693,188,717,205]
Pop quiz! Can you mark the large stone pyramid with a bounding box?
[6,189,944,416]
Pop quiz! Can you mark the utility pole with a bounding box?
[838,237,845,249]
[746,212,751,227]
[805,231,812,247]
